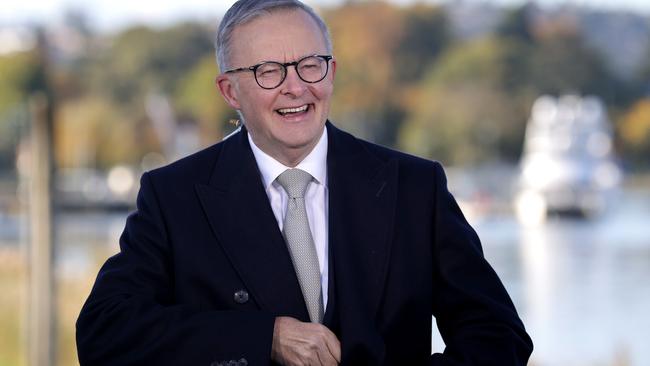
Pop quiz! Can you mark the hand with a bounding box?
[271,316,341,366]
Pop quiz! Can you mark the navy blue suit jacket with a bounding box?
[76,122,532,365]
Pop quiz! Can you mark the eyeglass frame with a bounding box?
[223,54,333,90]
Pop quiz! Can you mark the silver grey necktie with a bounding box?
[276,168,323,323]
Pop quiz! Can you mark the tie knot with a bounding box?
[276,169,312,198]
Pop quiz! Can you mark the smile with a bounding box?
[276,104,310,116]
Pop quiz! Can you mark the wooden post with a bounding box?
[28,93,55,366]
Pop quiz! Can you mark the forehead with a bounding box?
[228,9,328,65]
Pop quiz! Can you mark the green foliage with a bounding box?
[394,4,449,82]
[426,37,509,87]
[93,23,213,104]
[326,2,450,145]
[528,33,612,98]
[52,22,220,168]
[0,51,42,115]
[0,2,648,171]
[0,51,46,170]
[173,55,235,144]
[497,4,535,43]
[618,98,650,168]
[398,3,640,166]
[398,37,528,165]
[57,96,140,169]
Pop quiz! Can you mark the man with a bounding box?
[76,1,533,365]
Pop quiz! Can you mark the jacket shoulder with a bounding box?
[352,134,443,176]
[145,139,226,187]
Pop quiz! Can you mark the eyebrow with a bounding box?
[256,52,326,64]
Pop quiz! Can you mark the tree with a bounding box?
[398,37,529,166]
[325,1,450,146]
[55,22,220,168]
[395,4,449,82]
[618,98,650,169]
[528,32,617,101]
[0,50,44,115]
[174,55,237,144]
[0,48,49,170]
[91,23,213,105]
[325,1,404,142]
[496,4,536,44]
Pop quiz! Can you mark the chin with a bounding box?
[278,136,315,150]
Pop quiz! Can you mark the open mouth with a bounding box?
[276,104,311,116]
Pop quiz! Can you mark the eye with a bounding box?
[300,59,320,69]
[257,63,283,78]
[299,61,323,77]
[259,69,280,77]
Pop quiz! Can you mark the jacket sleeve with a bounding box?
[76,172,275,366]
[428,163,533,365]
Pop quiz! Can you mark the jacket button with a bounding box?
[233,289,249,304]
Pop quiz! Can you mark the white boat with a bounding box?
[514,95,622,225]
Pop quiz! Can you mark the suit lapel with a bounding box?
[193,121,398,358]
[326,122,398,362]
[195,128,310,321]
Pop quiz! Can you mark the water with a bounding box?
[463,188,650,366]
[3,189,649,365]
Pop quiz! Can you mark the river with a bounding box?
[437,187,650,366]
[2,188,649,365]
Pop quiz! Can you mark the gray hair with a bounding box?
[215,0,333,71]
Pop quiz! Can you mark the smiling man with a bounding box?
[76,1,533,365]
[216,8,334,168]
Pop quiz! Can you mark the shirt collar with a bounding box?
[248,128,328,190]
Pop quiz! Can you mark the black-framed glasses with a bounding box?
[224,54,333,90]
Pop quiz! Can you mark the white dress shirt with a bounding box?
[247,130,329,309]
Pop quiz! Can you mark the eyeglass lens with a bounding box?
[255,56,328,89]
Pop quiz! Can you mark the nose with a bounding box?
[280,65,307,97]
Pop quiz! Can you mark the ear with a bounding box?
[328,57,337,81]
[216,74,242,110]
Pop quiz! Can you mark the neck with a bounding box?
[265,143,316,168]
[248,128,325,168]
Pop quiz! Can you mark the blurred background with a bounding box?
[1,0,649,365]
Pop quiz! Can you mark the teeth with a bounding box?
[278,105,308,114]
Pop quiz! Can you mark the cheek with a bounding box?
[311,82,334,102]
[241,89,276,112]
